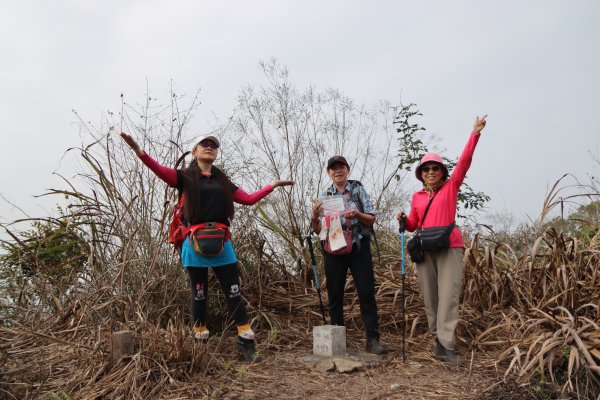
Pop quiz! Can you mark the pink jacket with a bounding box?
[404,131,481,248]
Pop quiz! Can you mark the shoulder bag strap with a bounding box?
[418,191,438,229]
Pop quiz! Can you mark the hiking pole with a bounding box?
[398,218,407,362]
[305,232,327,324]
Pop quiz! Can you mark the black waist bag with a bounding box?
[407,223,454,263]
[418,223,455,251]
[405,189,455,263]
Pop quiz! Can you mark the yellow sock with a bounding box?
[193,325,209,340]
[237,324,255,340]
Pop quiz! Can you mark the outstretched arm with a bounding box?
[233,186,273,205]
[233,179,295,205]
[120,132,177,186]
[120,132,145,157]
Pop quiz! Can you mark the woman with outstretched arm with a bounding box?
[121,133,294,361]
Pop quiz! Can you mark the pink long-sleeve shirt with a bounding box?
[404,131,481,248]
[138,152,274,205]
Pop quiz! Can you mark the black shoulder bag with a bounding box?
[406,192,455,263]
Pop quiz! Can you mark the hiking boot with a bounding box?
[236,337,261,362]
[434,340,463,366]
[435,339,444,357]
[365,337,390,355]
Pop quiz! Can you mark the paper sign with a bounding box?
[328,213,347,251]
[320,195,346,216]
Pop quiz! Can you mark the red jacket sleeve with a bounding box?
[449,131,480,190]
[138,152,178,187]
[233,186,274,205]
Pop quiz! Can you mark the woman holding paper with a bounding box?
[311,156,388,355]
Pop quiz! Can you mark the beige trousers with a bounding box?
[416,247,464,351]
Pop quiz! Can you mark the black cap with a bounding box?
[327,156,350,169]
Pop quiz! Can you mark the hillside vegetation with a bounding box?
[1,68,598,399]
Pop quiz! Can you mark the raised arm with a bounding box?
[449,115,487,189]
[120,132,177,186]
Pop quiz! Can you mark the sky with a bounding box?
[1,0,599,232]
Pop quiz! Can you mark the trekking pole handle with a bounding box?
[398,217,406,233]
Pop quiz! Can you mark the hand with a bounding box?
[396,211,407,221]
[473,115,488,133]
[312,201,323,220]
[344,210,360,219]
[271,179,296,188]
[120,132,143,156]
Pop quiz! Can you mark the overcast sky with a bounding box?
[1,1,599,231]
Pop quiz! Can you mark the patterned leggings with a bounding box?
[186,263,249,327]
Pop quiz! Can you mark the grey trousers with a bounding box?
[416,247,464,351]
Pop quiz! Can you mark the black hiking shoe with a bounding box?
[434,339,463,366]
[365,337,390,355]
[236,337,260,362]
[435,339,444,357]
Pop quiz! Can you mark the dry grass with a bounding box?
[2,216,599,399]
[1,126,599,399]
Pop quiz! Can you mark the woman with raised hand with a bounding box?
[396,115,488,366]
[120,133,294,361]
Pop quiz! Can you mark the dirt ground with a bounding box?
[209,331,500,400]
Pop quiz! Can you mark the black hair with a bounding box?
[182,161,235,223]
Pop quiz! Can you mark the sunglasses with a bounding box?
[198,141,219,150]
[421,165,441,173]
